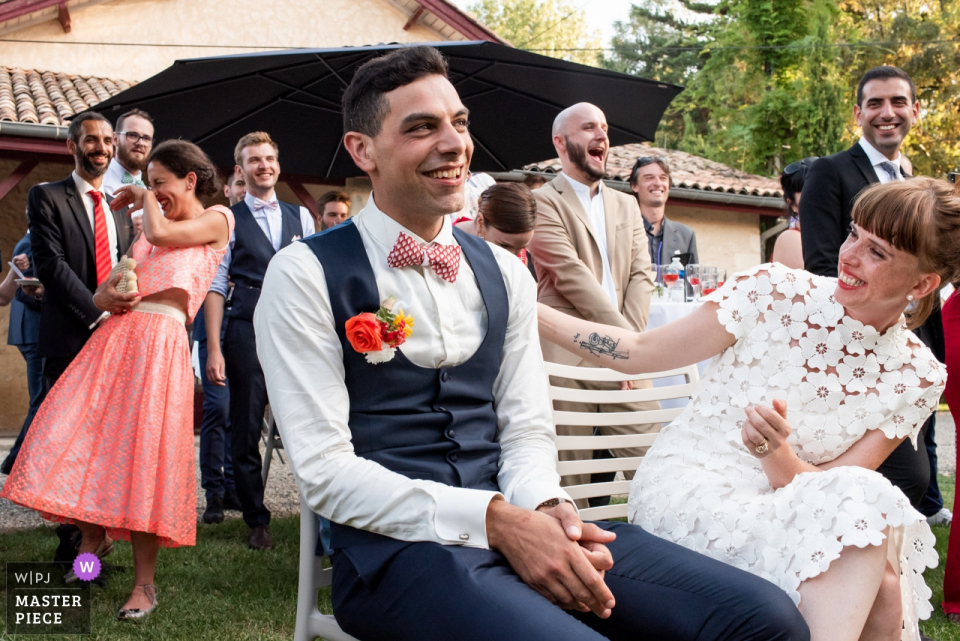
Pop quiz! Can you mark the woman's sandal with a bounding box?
[117,584,158,620]
[63,536,114,584]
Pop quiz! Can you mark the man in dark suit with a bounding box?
[799,66,947,520]
[1,227,43,475]
[203,131,315,550]
[28,112,137,387]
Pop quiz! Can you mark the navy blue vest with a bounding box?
[304,220,508,556]
[227,199,302,321]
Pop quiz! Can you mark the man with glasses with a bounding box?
[104,109,154,233]
[629,156,697,271]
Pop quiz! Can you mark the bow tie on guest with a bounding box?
[121,171,146,189]
[387,232,461,283]
[252,197,279,212]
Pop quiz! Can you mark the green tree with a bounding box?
[605,0,960,177]
[468,0,603,65]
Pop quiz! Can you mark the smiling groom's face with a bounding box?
[362,74,474,222]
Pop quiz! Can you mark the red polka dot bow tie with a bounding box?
[386,231,461,283]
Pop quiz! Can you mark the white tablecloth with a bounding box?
[648,300,710,410]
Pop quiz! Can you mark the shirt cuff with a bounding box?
[434,486,500,549]
[88,311,110,330]
[510,482,575,513]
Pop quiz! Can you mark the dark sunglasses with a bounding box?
[783,156,819,176]
[632,156,667,171]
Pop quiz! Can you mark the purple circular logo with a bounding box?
[72,553,101,581]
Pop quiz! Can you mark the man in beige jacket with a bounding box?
[530,103,657,505]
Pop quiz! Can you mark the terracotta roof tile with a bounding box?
[526,142,783,199]
[0,67,136,126]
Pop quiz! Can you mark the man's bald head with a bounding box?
[552,102,606,137]
[552,103,609,187]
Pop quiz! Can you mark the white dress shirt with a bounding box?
[563,172,618,305]
[103,158,144,218]
[858,137,904,184]
[254,197,570,549]
[209,191,315,296]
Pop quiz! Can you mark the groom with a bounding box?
[254,46,808,641]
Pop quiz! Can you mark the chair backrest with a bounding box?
[544,361,700,521]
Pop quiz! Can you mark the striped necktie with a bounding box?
[879,161,901,182]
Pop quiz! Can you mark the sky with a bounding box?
[449,0,636,45]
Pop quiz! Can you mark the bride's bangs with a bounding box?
[851,181,932,259]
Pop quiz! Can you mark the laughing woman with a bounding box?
[537,178,959,641]
[2,140,233,620]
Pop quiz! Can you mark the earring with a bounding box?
[907,295,915,301]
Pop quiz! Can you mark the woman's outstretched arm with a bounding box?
[537,301,736,375]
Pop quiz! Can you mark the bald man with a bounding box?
[529,103,658,506]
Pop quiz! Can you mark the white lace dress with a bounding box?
[627,264,944,640]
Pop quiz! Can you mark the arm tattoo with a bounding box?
[577,332,629,360]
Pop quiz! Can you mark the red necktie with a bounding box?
[88,190,112,285]
[386,232,461,283]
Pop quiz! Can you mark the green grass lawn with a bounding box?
[1,480,959,640]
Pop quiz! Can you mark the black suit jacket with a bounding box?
[28,176,133,359]
[799,143,908,277]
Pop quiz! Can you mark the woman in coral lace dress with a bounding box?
[2,139,233,620]
[538,178,960,641]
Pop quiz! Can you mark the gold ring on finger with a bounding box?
[755,440,768,454]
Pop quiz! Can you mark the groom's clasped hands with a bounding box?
[486,498,617,619]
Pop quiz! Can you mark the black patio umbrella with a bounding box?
[92,41,682,178]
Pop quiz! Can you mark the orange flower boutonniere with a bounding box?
[345,297,414,364]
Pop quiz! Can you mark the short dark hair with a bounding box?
[224,170,242,186]
[857,66,916,106]
[67,111,111,145]
[630,156,671,186]
[478,183,537,235]
[116,108,153,132]
[342,45,449,137]
[318,190,351,211]
[147,139,222,201]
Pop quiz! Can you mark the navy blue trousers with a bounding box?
[222,318,271,527]
[3,343,44,466]
[197,338,235,501]
[332,521,809,641]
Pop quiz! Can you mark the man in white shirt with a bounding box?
[255,45,807,641]
[204,131,314,551]
[528,103,659,503]
[102,109,154,234]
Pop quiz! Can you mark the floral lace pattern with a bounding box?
[628,263,944,640]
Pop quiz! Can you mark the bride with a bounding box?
[538,178,958,641]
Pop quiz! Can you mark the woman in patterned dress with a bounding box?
[2,140,234,619]
[538,178,960,641]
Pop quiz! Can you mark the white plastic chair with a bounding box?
[544,361,700,521]
[294,495,359,641]
[292,362,700,640]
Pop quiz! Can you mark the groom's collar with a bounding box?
[358,194,457,251]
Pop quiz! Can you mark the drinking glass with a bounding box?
[717,268,727,290]
[700,266,718,297]
[685,263,700,301]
